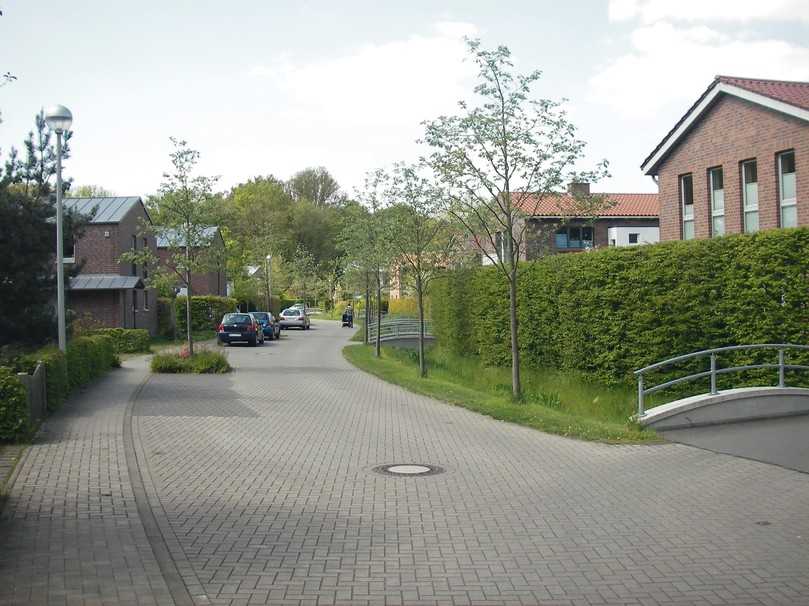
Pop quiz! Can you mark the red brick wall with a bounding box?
[656,95,809,240]
[156,233,228,296]
[74,225,119,273]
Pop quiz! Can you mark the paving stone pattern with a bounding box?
[0,359,174,606]
[133,323,809,606]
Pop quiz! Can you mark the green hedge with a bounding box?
[175,295,238,332]
[22,347,69,412]
[157,297,175,338]
[65,335,117,391]
[0,367,29,441]
[89,328,151,353]
[431,228,809,388]
[151,350,231,374]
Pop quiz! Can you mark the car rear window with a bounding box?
[252,313,269,322]
[283,309,300,316]
[223,313,251,324]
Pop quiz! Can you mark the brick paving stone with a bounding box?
[130,322,809,605]
[0,358,173,606]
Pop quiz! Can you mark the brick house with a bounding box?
[156,227,227,296]
[476,184,660,265]
[64,197,158,335]
[642,76,809,240]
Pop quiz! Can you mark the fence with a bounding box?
[634,344,809,417]
[366,317,434,342]
[17,362,47,426]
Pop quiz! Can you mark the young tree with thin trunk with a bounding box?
[122,138,221,355]
[422,39,609,400]
[384,163,461,377]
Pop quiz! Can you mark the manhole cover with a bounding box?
[373,463,444,477]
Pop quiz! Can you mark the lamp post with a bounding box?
[44,105,73,352]
[265,254,272,312]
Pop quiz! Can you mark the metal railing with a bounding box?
[366,317,434,342]
[634,344,809,417]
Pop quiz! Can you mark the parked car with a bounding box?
[217,312,264,346]
[279,307,310,330]
[251,311,281,340]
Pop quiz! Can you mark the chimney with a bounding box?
[567,181,590,197]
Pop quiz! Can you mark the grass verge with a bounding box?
[343,344,659,443]
[151,348,231,374]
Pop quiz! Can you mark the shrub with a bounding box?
[89,328,151,353]
[151,349,231,374]
[175,295,239,333]
[0,367,29,441]
[431,228,809,387]
[65,335,117,390]
[22,347,68,412]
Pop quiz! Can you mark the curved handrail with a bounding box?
[366,317,434,342]
[634,344,809,417]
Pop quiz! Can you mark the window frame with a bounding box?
[680,174,695,240]
[741,159,759,234]
[131,235,138,276]
[708,166,725,237]
[554,224,594,250]
[778,150,797,228]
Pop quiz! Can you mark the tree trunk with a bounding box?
[364,272,370,345]
[508,268,521,400]
[375,269,382,358]
[416,274,426,377]
[185,244,194,356]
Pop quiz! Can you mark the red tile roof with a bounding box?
[513,192,659,217]
[717,75,809,111]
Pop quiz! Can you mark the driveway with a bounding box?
[2,320,809,605]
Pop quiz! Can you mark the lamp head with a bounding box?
[44,104,73,133]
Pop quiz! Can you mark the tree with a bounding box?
[422,39,609,399]
[384,163,462,376]
[121,138,221,355]
[287,166,342,206]
[70,184,113,197]
[341,170,395,357]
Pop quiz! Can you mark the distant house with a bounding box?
[477,183,660,265]
[642,75,808,240]
[156,227,227,297]
[63,197,158,335]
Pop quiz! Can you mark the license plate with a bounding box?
[229,333,240,337]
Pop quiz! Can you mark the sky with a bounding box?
[1,0,808,198]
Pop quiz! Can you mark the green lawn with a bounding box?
[343,344,660,443]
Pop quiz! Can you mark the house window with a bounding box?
[628,233,639,244]
[709,167,724,237]
[680,174,695,240]
[742,160,759,233]
[132,290,138,311]
[555,225,593,249]
[131,235,138,276]
[143,290,149,311]
[779,151,797,228]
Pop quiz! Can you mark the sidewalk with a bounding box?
[0,356,174,606]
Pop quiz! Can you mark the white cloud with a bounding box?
[608,0,809,23]
[590,20,809,118]
[237,21,478,191]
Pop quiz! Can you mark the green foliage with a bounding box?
[157,297,175,338]
[151,350,231,374]
[175,295,238,332]
[65,335,117,390]
[89,328,150,353]
[431,229,809,391]
[0,367,29,441]
[22,347,68,412]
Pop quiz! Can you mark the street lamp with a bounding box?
[44,104,72,352]
[265,254,272,312]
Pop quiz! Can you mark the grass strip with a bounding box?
[343,344,659,444]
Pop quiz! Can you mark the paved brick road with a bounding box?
[134,322,808,605]
[3,322,809,605]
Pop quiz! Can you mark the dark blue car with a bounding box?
[251,312,281,340]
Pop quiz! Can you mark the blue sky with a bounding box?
[1,0,808,197]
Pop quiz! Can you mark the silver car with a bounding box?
[279,307,311,330]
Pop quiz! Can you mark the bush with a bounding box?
[0,367,29,441]
[89,328,151,353]
[22,347,68,412]
[65,335,117,390]
[157,297,175,338]
[388,298,430,317]
[175,295,238,333]
[151,349,231,374]
[431,228,809,387]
